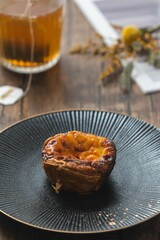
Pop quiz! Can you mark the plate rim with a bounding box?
[1,210,160,234]
[0,108,159,134]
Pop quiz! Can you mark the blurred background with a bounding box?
[93,0,160,27]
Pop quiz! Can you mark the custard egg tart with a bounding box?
[42,131,116,194]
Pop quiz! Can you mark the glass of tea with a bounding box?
[0,0,65,73]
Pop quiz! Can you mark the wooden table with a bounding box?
[0,1,160,239]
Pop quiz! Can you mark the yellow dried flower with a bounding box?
[121,25,141,46]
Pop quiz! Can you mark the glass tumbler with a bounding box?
[0,0,65,73]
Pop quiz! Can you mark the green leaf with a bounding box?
[121,61,133,93]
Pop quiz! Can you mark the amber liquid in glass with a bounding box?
[0,0,63,72]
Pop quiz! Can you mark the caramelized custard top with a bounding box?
[42,131,114,162]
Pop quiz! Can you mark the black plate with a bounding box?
[0,110,160,233]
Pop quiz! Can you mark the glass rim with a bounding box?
[0,0,65,18]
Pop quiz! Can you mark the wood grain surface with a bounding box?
[0,0,160,239]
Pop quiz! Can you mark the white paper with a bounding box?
[0,85,24,105]
[74,0,160,93]
[74,0,119,46]
[132,62,160,94]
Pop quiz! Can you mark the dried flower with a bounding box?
[70,24,160,91]
[121,25,141,46]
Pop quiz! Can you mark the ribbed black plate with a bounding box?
[0,110,160,233]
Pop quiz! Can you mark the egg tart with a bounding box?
[42,131,116,194]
